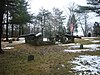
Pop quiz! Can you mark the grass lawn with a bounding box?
[0,37,100,75]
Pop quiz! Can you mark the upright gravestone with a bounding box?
[28,55,34,61]
[80,44,83,49]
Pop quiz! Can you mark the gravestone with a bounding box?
[28,55,34,61]
[80,44,83,49]
[9,40,12,43]
[88,33,91,37]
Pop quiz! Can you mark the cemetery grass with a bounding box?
[0,44,79,75]
[74,39,93,45]
[0,37,100,75]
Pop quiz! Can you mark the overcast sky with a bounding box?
[28,0,99,23]
[28,0,87,14]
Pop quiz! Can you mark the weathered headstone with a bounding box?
[80,44,83,49]
[28,55,34,61]
[9,40,12,43]
[88,33,91,37]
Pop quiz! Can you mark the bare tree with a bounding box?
[65,2,78,35]
[65,2,92,36]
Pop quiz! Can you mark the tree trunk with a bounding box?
[11,24,14,37]
[84,14,88,37]
[0,0,5,54]
[19,25,21,36]
[22,26,24,35]
[6,7,9,41]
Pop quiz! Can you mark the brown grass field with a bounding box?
[0,37,100,75]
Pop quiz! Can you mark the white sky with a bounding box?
[28,0,87,14]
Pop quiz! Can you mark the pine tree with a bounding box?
[0,0,33,53]
[79,0,100,16]
[10,0,33,36]
[0,0,5,53]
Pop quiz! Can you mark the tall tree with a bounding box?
[32,8,66,38]
[4,0,16,41]
[75,0,100,36]
[0,0,5,53]
[79,0,100,16]
[67,14,77,35]
[66,3,77,35]
[0,0,33,53]
[53,8,66,36]
[76,13,88,36]
[36,8,51,37]
[10,0,33,36]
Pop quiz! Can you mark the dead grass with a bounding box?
[0,44,80,75]
[75,39,93,44]
[0,37,100,75]
[84,50,100,56]
[75,37,100,44]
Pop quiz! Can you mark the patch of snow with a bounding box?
[70,55,100,75]
[15,38,25,44]
[19,38,25,41]
[8,38,13,40]
[43,38,48,41]
[55,41,61,44]
[59,43,79,46]
[92,40,100,43]
[14,41,25,44]
[57,68,60,70]
[2,47,14,50]
[84,44,100,50]
[82,37,97,39]
[84,39,90,40]
[64,44,100,53]
[61,64,65,67]
[64,49,91,53]
[69,44,100,50]
[35,33,42,37]
[69,45,80,49]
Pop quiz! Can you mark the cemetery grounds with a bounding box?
[0,37,100,75]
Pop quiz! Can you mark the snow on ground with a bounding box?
[64,44,100,53]
[2,47,14,50]
[43,38,48,41]
[82,37,97,39]
[59,43,79,46]
[92,40,100,43]
[70,55,100,75]
[84,39,90,41]
[83,44,100,50]
[64,49,91,53]
[13,38,25,45]
[2,38,25,50]
[35,32,42,37]
[63,38,100,53]
[69,44,100,50]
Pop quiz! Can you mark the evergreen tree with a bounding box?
[74,0,100,36]
[52,8,66,35]
[0,0,33,53]
[0,0,5,53]
[10,0,33,36]
[79,0,100,16]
